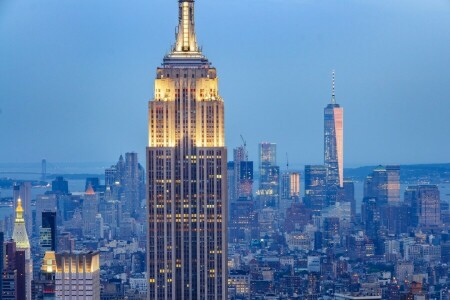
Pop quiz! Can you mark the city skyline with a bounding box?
[1,0,450,165]
[1,1,450,299]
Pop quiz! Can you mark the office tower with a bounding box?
[125,152,141,216]
[12,199,32,300]
[282,172,301,200]
[55,251,100,299]
[304,165,327,215]
[364,165,400,205]
[342,181,355,221]
[239,161,254,199]
[229,200,257,244]
[361,198,380,239]
[36,194,57,235]
[13,182,32,235]
[83,185,99,237]
[147,0,227,298]
[95,214,104,239]
[258,142,280,207]
[408,185,441,228]
[40,211,57,252]
[229,150,254,209]
[379,203,411,235]
[51,176,69,195]
[231,146,245,202]
[230,146,253,201]
[324,72,344,194]
[105,165,118,187]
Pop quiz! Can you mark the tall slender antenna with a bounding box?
[286,153,289,171]
[331,70,336,104]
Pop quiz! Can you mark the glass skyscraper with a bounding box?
[324,73,344,200]
[146,0,227,298]
[258,142,280,208]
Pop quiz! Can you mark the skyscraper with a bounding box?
[55,251,100,299]
[324,72,344,202]
[281,172,301,200]
[304,165,327,215]
[40,211,57,253]
[35,194,57,236]
[12,198,32,300]
[147,1,227,298]
[83,185,99,238]
[408,185,441,228]
[258,142,280,208]
[229,146,253,204]
[364,165,400,206]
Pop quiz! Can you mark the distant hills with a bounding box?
[345,163,450,183]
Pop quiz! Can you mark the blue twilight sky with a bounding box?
[1,0,450,168]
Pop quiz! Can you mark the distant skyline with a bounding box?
[1,0,450,166]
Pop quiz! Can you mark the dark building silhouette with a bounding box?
[41,211,57,252]
[51,176,69,194]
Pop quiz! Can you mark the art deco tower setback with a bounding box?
[324,72,344,191]
[147,1,227,299]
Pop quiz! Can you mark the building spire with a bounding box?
[331,70,336,104]
[12,197,30,250]
[174,0,199,53]
[16,197,24,221]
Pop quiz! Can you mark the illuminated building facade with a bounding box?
[146,0,227,298]
[324,72,344,202]
[282,172,300,200]
[55,251,100,299]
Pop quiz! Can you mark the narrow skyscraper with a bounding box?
[324,72,344,204]
[147,1,227,299]
[258,142,280,208]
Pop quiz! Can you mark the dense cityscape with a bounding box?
[1,0,450,299]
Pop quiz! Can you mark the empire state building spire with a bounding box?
[174,0,199,53]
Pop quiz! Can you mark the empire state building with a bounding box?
[146,1,227,299]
